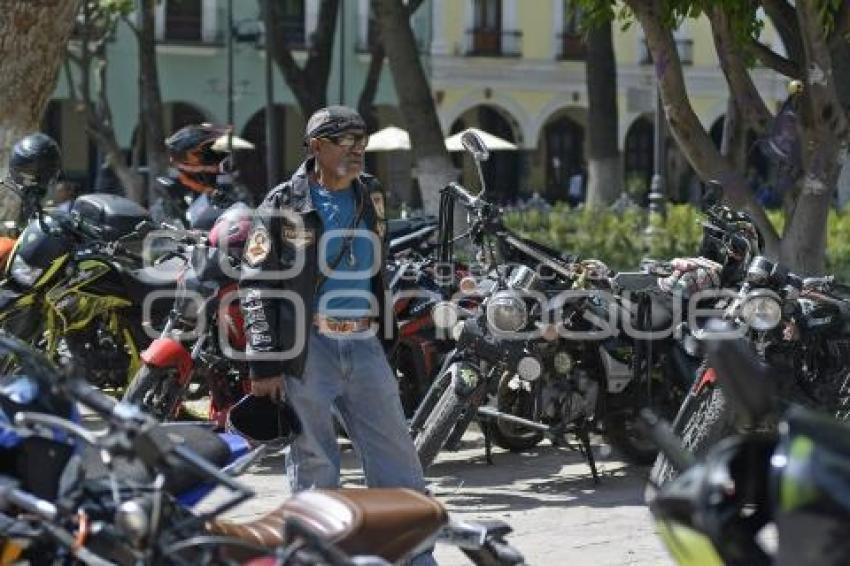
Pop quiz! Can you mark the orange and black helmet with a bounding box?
[164,123,231,175]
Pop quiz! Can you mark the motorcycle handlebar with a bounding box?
[446,182,479,209]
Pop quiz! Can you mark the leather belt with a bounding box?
[313,315,374,334]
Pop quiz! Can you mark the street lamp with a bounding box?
[649,87,667,219]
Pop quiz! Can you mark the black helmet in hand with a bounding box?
[226,394,302,446]
[9,133,62,199]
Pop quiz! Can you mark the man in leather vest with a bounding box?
[239,107,428,499]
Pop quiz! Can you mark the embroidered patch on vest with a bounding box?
[244,227,271,267]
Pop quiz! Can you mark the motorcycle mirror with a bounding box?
[461,130,490,200]
[461,130,490,163]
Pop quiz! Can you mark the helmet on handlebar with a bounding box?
[226,394,302,446]
[165,124,232,193]
[8,133,62,199]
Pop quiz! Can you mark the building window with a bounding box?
[466,0,521,57]
[165,0,202,42]
[559,1,586,60]
[280,0,306,49]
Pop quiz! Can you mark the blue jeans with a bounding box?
[284,327,426,492]
[285,328,436,565]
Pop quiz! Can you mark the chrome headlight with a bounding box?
[432,301,459,330]
[486,290,528,333]
[9,254,43,287]
[517,356,542,381]
[740,291,782,331]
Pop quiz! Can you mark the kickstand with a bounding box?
[578,426,600,485]
[482,421,494,465]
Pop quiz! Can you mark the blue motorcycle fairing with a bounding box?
[175,431,251,508]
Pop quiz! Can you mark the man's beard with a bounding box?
[336,156,363,177]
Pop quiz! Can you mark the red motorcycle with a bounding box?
[122,203,252,427]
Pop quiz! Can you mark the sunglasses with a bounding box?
[323,133,368,150]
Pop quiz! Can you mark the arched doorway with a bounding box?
[624,116,654,199]
[449,105,520,203]
[543,115,584,202]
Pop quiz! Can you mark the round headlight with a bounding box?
[486,290,528,333]
[432,301,459,330]
[553,351,574,374]
[517,356,542,381]
[740,292,782,331]
[10,253,43,287]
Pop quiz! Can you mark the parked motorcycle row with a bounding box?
[3,128,850,564]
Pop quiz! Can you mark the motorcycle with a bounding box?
[646,320,850,566]
[122,203,253,425]
[410,131,693,476]
[0,190,179,388]
[649,253,850,488]
[0,333,525,565]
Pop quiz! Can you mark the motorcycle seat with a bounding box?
[207,488,447,562]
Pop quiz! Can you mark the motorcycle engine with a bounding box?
[63,320,131,388]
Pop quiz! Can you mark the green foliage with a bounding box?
[504,204,850,279]
[503,204,703,271]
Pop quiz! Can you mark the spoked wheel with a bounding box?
[486,375,544,452]
[123,364,187,422]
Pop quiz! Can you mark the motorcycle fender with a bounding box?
[451,362,483,398]
[140,338,193,382]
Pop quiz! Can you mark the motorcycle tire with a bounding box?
[486,378,543,452]
[648,383,734,491]
[123,364,186,422]
[414,385,469,471]
[604,410,659,465]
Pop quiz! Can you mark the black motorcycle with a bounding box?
[410,131,693,476]
[649,254,850,488]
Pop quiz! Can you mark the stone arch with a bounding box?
[440,91,532,147]
[447,103,522,203]
[535,106,587,202]
[624,114,654,198]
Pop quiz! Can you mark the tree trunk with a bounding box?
[626,0,780,257]
[585,20,621,207]
[265,0,339,118]
[375,0,454,214]
[138,0,168,205]
[0,0,81,172]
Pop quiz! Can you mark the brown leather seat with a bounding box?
[207,488,448,562]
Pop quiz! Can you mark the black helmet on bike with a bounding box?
[8,133,62,199]
[164,123,232,193]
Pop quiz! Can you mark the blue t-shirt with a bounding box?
[310,182,376,317]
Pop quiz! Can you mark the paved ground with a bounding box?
[200,427,672,566]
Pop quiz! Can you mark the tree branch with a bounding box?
[748,38,801,78]
[760,0,804,64]
[120,13,140,40]
[795,2,849,141]
[625,0,780,250]
[708,7,773,136]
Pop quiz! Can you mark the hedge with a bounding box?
[502,203,850,280]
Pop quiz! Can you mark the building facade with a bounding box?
[47,0,790,206]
